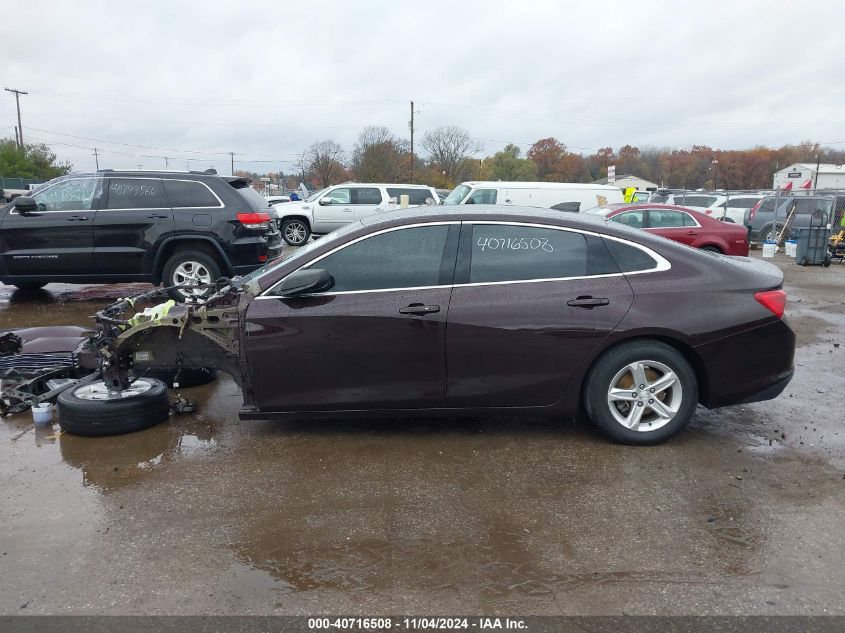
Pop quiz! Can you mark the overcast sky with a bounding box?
[3,0,844,174]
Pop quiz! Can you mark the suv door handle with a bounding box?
[399,303,440,315]
[66,215,89,222]
[343,207,353,212]
[567,296,609,308]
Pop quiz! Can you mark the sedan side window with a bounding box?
[649,210,686,228]
[304,225,450,292]
[32,177,102,212]
[682,213,698,227]
[468,225,587,283]
[610,211,644,229]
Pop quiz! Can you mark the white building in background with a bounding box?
[591,174,659,191]
[773,163,845,190]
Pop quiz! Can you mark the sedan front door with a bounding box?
[446,222,633,407]
[245,223,459,411]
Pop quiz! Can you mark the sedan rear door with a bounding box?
[245,223,459,411]
[645,208,699,247]
[445,222,633,408]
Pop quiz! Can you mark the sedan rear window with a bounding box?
[468,225,587,283]
[604,239,658,273]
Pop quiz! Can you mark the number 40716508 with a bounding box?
[476,236,554,253]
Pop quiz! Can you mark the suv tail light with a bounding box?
[236,211,271,230]
[748,199,763,223]
[754,289,786,319]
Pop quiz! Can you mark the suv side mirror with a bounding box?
[318,198,333,206]
[424,197,436,206]
[13,196,37,214]
[275,268,333,296]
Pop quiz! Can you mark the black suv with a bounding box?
[0,170,282,299]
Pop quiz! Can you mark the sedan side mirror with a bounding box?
[275,268,333,296]
[318,198,333,206]
[13,196,37,214]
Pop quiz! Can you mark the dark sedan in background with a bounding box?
[65,206,795,445]
[586,203,750,256]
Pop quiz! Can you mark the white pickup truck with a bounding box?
[274,183,439,245]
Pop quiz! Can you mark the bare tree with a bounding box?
[306,140,345,187]
[350,126,408,182]
[421,126,479,185]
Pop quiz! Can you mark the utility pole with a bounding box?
[14,126,19,147]
[229,152,235,175]
[814,154,821,189]
[164,156,169,169]
[93,147,99,170]
[409,100,415,183]
[4,87,27,147]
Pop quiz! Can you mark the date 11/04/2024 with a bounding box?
[476,236,554,253]
[307,616,527,630]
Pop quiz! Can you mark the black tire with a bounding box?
[13,282,47,290]
[137,367,218,388]
[700,245,722,254]
[58,378,170,437]
[162,249,222,302]
[281,217,311,246]
[584,340,698,445]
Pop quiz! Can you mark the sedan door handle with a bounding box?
[66,215,89,222]
[148,214,169,219]
[567,296,609,309]
[399,303,440,315]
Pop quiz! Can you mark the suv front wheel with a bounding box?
[281,217,311,246]
[162,250,222,301]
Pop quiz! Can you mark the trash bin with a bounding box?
[795,227,832,266]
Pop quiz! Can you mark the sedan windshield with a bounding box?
[444,185,471,205]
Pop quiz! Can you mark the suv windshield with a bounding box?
[305,188,325,203]
[444,185,471,205]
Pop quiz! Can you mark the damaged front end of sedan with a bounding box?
[84,280,248,396]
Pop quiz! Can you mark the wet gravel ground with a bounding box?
[1,253,844,615]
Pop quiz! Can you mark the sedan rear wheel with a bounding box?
[700,245,722,254]
[584,340,698,444]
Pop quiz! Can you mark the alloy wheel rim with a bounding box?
[284,222,307,244]
[74,379,154,401]
[173,260,212,296]
[607,360,682,432]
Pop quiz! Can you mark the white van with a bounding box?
[443,181,623,212]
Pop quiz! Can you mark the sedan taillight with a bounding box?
[754,289,786,319]
[236,211,271,230]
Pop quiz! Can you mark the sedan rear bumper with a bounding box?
[696,318,795,409]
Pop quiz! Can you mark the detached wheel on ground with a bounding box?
[584,340,698,445]
[281,218,311,246]
[162,250,222,302]
[58,378,170,437]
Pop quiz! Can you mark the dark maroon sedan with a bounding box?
[586,203,750,256]
[61,206,794,445]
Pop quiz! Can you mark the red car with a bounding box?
[586,203,750,256]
